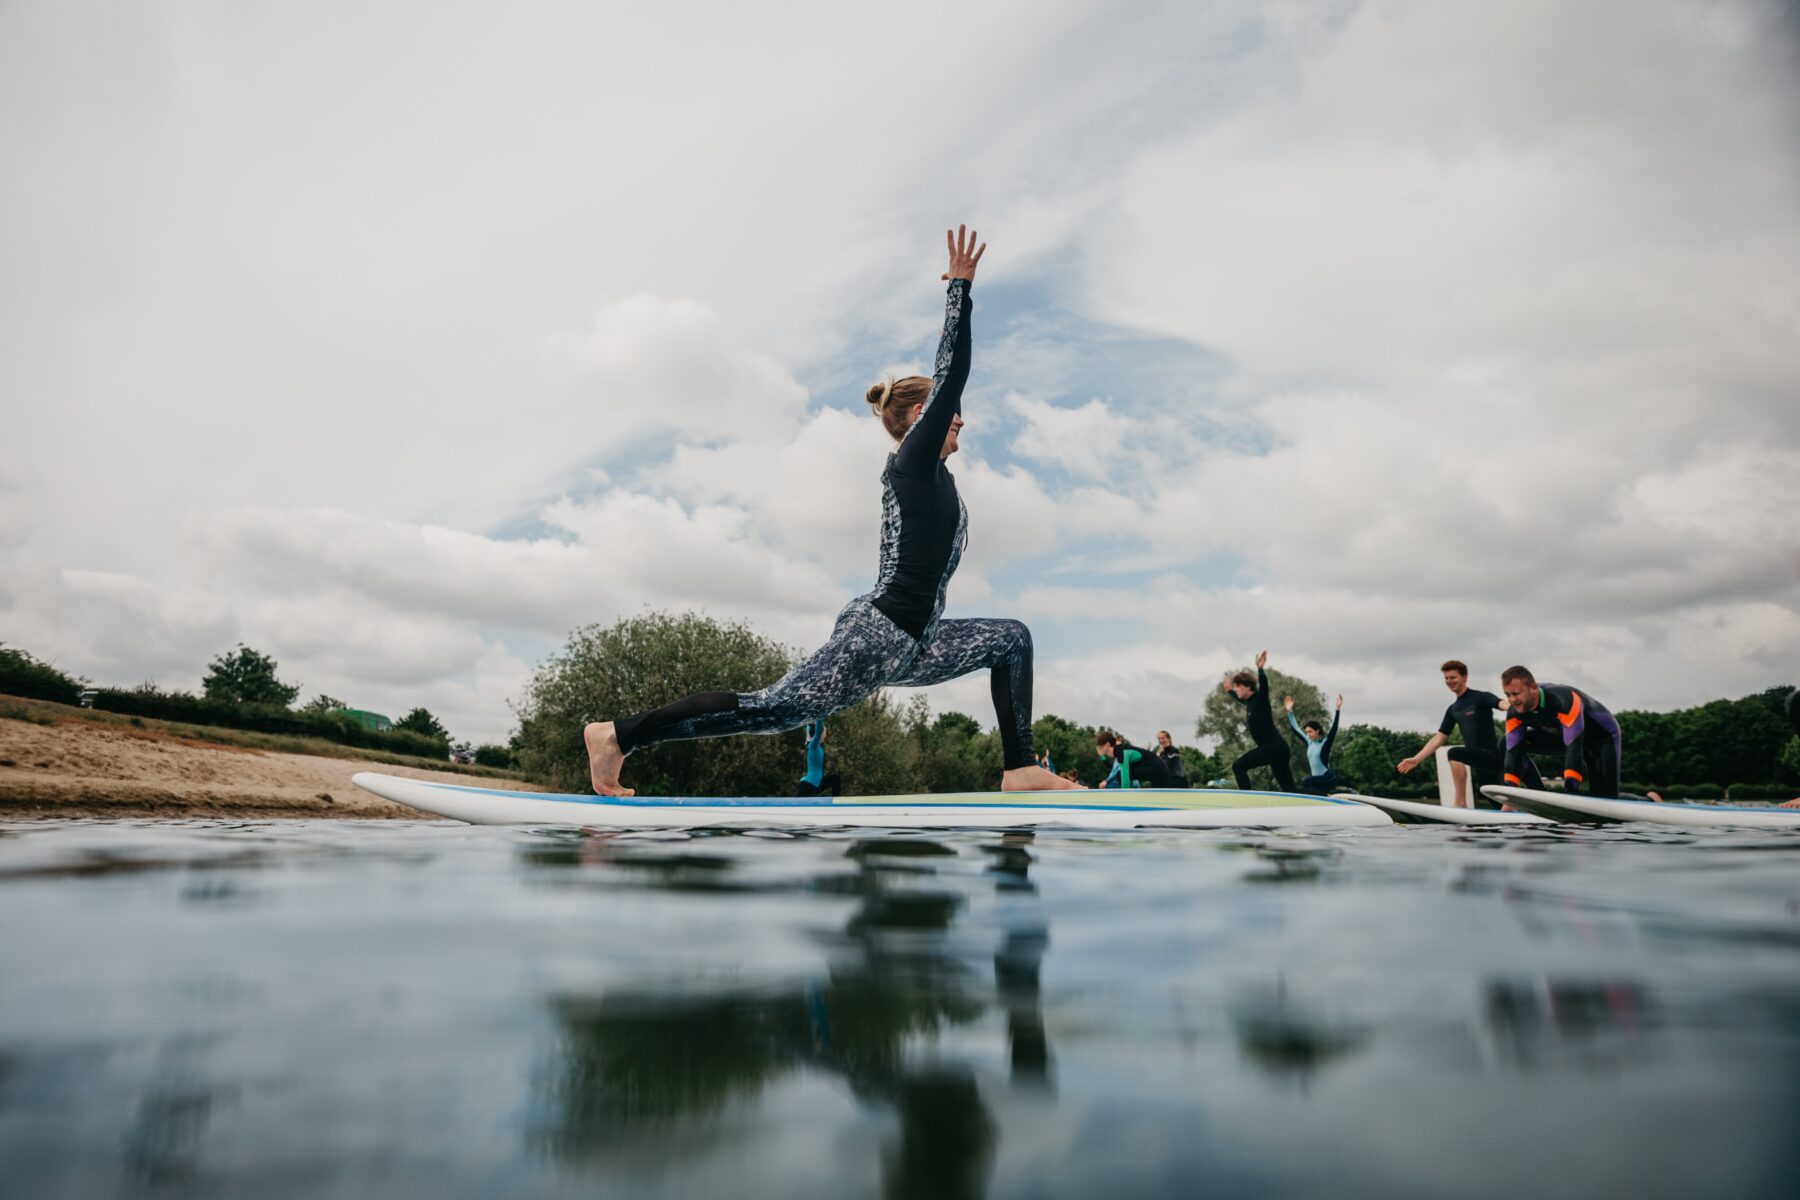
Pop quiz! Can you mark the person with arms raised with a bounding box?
[1221,651,1297,793]
[1286,693,1344,795]
[582,228,1078,797]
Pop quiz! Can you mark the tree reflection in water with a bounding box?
[534,832,1058,1199]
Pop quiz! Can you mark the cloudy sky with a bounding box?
[3,0,1798,748]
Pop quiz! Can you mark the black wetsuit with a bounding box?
[1441,688,1505,809]
[1156,745,1189,788]
[612,279,1040,772]
[1503,683,1623,799]
[1231,669,1297,792]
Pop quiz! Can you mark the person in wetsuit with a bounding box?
[1221,652,1297,793]
[1499,665,1623,798]
[1285,693,1343,795]
[1154,730,1190,788]
[793,720,842,797]
[581,228,1076,797]
[1096,729,1172,788]
[1398,660,1508,809]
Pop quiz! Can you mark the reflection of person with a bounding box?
[1037,750,1054,773]
[1154,730,1189,788]
[1285,694,1342,795]
[1500,666,1623,798]
[794,721,841,797]
[1095,728,1171,788]
[1222,651,1297,793]
[1398,660,1508,809]
[542,835,1005,1197]
[580,228,1078,798]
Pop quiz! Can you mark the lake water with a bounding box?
[2,818,1798,1199]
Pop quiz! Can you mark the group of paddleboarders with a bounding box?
[578,226,1784,809]
[1394,660,1624,811]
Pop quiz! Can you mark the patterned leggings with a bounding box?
[613,597,1038,770]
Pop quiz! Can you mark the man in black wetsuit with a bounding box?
[1499,666,1624,799]
[1398,660,1508,810]
[1221,651,1297,793]
[1154,730,1190,788]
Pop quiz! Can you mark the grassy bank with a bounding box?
[0,694,530,783]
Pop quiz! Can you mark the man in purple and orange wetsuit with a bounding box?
[1498,665,1623,799]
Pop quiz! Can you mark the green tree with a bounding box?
[1777,736,1800,787]
[910,705,1001,793]
[1194,663,1328,777]
[201,644,300,708]
[513,611,920,797]
[396,707,450,741]
[299,693,347,715]
[0,643,85,705]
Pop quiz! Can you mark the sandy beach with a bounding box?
[0,709,515,819]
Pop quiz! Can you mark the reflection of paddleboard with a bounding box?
[1346,794,1551,826]
[352,773,1391,829]
[1484,785,1800,828]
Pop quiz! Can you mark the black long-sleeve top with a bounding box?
[869,279,972,639]
[1237,668,1281,747]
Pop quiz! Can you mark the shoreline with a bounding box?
[0,703,528,820]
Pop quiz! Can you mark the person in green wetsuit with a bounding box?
[1284,693,1343,795]
[1095,729,1172,788]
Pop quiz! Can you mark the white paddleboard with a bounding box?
[1483,785,1800,829]
[1346,794,1552,826]
[352,773,1393,830]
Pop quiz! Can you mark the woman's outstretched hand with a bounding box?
[942,224,986,283]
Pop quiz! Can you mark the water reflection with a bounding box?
[535,834,1047,1197]
[1230,982,1371,1084]
[1481,979,1655,1071]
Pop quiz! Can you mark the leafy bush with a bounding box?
[473,743,517,770]
[89,687,449,760]
[0,644,85,706]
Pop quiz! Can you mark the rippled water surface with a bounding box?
[3,819,1799,1199]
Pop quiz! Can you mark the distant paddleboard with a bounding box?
[1483,785,1800,829]
[1347,794,1551,826]
[352,773,1392,830]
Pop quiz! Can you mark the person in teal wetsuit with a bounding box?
[1284,693,1343,795]
[794,721,841,797]
[1095,729,1171,788]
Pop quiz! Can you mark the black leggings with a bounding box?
[1232,740,1296,793]
[1446,745,1503,810]
[795,773,842,798]
[614,596,1038,770]
[1510,737,1621,800]
[1298,770,1340,796]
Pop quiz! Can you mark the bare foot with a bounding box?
[1002,764,1085,792]
[583,722,633,796]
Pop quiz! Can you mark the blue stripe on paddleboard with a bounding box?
[406,780,1341,812]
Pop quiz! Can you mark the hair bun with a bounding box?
[865,378,894,410]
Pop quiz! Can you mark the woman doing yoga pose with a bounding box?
[583,227,1078,796]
